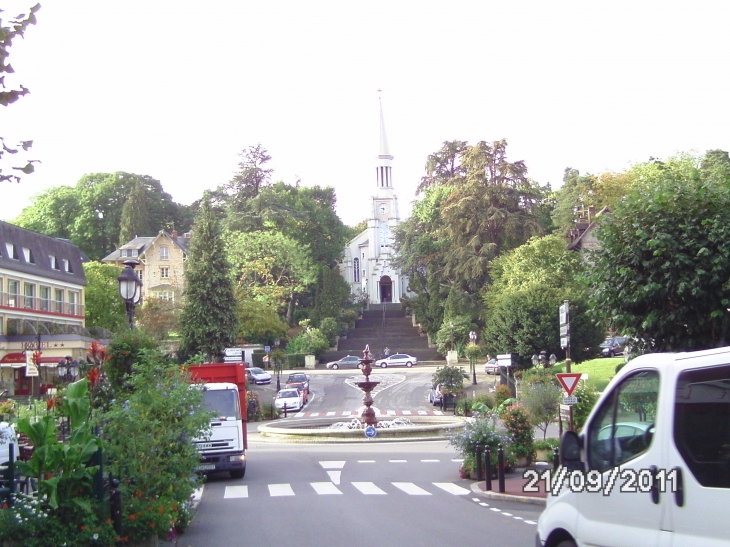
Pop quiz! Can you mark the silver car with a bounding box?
[326,355,362,370]
[375,353,418,368]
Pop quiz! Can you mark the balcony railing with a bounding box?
[0,291,84,317]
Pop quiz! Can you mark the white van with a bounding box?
[537,346,730,547]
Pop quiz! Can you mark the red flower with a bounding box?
[87,366,100,387]
[47,399,55,410]
[128,514,136,521]
[80,525,87,530]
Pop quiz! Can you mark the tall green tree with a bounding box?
[0,3,40,183]
[83,262,127,333]
[310,266,351,327]
[589,152,730,352]
[179,192,238,360]
[13,186,81,239]
[119,182,152,244]
[215,143,273,214]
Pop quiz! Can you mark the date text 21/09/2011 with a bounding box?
[522,467,679,496]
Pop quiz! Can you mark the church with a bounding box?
[340,99,408,305]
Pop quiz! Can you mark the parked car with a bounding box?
[375,353,418,368]
[326,355,362,370]
[286,372,310,391]
[274,388,304,412]
[601,336,629,357]
[246,367,272,385]
[484,358,499,374]
[428,384,442,406]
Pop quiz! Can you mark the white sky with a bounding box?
[2,1,729,227]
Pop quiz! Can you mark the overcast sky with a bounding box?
[2,1,729,227]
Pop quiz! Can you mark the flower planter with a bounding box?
[535,448,554,462]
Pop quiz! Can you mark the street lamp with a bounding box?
[274,339,282,391]
[531,354,540,368]
[57,356,79,384]
[468,331,477,385]
[118,259,143,329]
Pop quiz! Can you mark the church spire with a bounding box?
[376,93,394,190]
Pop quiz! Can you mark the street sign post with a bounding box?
[556,373,582,396]
[365,426,377,439]
[562,396,578,405]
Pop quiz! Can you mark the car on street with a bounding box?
[484,358,499,374]
[428,384,442,406]
[274,388,304,412]
[600,336,629,357]
[246,367,272,385]
[375,353,418,368]
[286,372,310,391]
[325,355,362,370]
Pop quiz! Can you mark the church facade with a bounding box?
[340,100,408,305]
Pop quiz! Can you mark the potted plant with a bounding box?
[534,438,560,461]
[501,405,535,466]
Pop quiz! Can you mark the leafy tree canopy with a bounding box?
[589,152,730,352]
[82,261,127,334]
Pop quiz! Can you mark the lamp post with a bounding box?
[57,356,79,384]
[117,259,143,329]
[274,339,282,392]
[468,331,478,385]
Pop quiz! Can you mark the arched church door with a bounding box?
[379,275,392,303]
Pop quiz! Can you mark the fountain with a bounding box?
[355,344,379,427]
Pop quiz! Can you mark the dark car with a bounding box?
[286,372,310,391]
[325,355,362,370]
[601,336,629,357]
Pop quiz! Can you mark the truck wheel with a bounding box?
[230,465,246,479]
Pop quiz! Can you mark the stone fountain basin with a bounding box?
[256,416,466,443]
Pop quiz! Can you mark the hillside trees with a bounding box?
[82,262,127,333]
[589,152,730,351]
[179,192,238,360]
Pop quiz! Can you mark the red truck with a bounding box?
[187,362,248,478]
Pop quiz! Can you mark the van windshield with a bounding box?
[202,389,240,420]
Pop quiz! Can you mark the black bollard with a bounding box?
[284,402,288,418]
[110,477,123,547]
[485,446,492,491]
[475,443,483,481]
[553,446,560,471]
[497,444,506,493]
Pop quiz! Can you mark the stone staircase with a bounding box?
[319,304,444,364]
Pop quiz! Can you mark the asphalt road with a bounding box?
[174,441,543,547]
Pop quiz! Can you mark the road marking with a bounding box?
[433,410,444,415]
[269,484,295,496]
[502,512,513,516]
[352,482,387,495]
[319,461,346,469]
[389,459,407,463]
[418,410,427,415]
[358,460,375,463]
[525,520,537,525]
[191,486,204,509]
[451,458,464,463]
[402,410,412,415]
[310,412,320,416]
[341,411,353,416]
[432,483,470,495]
[327,471,341,484]
[421,459,439,462]
[490,508,501,512]
[513,516,523,520]
[479,502,489,507]
[387,410,396,416]
[392,482,431,495]
[311,482,342,495]
[326,411,336,416]
[224,486,248,499]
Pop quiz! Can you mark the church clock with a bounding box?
[378,203,388,217]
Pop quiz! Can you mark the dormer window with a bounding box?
[62,259,71,272]
[5,243,18,260]
[22,247,34,263]
[50,255,59,270]
[121,249,127,258]
[130,249,138,257]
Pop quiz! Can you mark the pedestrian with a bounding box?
[383,347,390,358]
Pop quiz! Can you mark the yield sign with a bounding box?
[556,373,582,396]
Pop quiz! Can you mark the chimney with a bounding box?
[171,230,178,241]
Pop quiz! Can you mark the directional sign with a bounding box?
[264,346,271,353]
[561,336,570,349]
[562,396,578,405]
[560,404,572,421]
[560,324,569,337]
[556,373,582,396]
[224,347,243,357]
[559,302,569,325]
[364,426,377,439]
[496,354,512,367]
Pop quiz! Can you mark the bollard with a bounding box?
[271,403,275,420]
[553,446,560,471]
[284,403,288,418]
[484,446,492,491]
[475,443,483,482]
[497,444,506,493]
[110,477,123,547]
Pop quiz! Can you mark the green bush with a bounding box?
[285,353,306,368]
[615,362,627,374]
[432,365,468,395]
[341,308,359,327]
[501,405,535,462]
[470,393,493,410]
[449,413,514,471]
[106,329,157,391]
[286,327,330,357]
[573,381,600,431]
[318,317,340,346]
[251,350,266,369]
[494,384,513,408]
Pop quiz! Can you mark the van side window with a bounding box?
[587,370,659,471]
[674,364,730,489]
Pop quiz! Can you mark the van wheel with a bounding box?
[608,350,614,358]
[555,540,577,547]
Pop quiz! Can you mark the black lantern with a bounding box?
[118,259,143,328]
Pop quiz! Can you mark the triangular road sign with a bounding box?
[556,373,583,396]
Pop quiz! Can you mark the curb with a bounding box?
[469,481,547,506]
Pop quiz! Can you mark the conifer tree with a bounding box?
[179,192,238,360]
[119,182,151,243]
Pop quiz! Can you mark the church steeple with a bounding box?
[376,96,394,190]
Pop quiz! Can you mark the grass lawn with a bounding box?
[551,357,624,392]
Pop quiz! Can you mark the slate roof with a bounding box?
[101,231,190,262]
[0,220,88,286]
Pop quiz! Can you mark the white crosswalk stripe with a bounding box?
[352,482,387,495]
[269,484,295,496]
[392,482,431,495]
[310,482,342,495]
[432,483,470,495]
[224,485,249,499]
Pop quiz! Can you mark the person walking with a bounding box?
[383,347,390,358]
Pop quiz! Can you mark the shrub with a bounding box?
[470,393,493,410]
[106,329,157,391]
[501,405,535,462]
[572,381,600,431]
[318,317,340,346]
[615,362,627,374]
[449,411,513,471]
[341,308,359,327]
[285,353,306,368]
[521,380,562,440]
[494,384,513,408]
[432,365,468,395]
[286,327,330,357]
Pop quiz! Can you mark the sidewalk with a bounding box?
[470,463,550,506]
